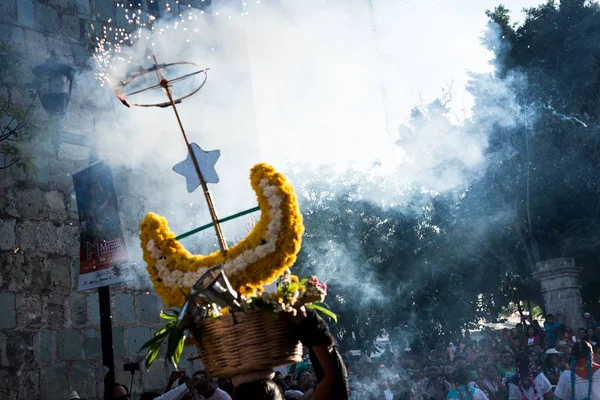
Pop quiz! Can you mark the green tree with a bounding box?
[0,41,41,172]
[469,0,600,316]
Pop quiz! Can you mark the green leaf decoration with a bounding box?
[306,303,338,323]
[138,328,169,352]
[160,310,178,321]
[166,328,185,368]
[145,341,161,370]
[171,334,186,368]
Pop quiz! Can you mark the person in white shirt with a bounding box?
[555,341,600,400]
[507,352,553,400]
[154,371,232,400]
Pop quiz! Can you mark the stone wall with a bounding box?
[0,0,219,399]
[0,139,206,400]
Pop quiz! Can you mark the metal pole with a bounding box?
[99,285,115,400]
[152,55,228,254]
[88,130,115,400]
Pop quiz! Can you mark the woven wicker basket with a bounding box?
[196,309,303,377]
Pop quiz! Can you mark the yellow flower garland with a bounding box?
[139,163,304,308]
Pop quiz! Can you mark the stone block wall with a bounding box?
[0,155,206,399]
[0,0,214,399]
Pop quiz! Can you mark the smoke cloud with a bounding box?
[71,0,537,314]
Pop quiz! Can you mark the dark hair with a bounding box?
[572,340,593,360]
[193,370,209,378]
[114,383,129,394]
[546,314,554,319]
[571,341,594,400]
[451,368,469,385]
[578,327,586,333]
[515,352,531,372]
[140,393,160,400]
[233,379,283,400]
[515,352,538,400]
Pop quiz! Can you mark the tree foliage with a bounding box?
[0,41,41,172]
[289,0,600,353]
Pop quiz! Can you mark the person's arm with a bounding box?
[153,377,202,400]
[152,383,189,400]
[164,372,179,393]
[535,373,554,400]
[474,388,489,400]
[291,308,349,400]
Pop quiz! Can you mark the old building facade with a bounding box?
[0,0,261,398]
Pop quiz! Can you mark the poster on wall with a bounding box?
[73,161,132,291]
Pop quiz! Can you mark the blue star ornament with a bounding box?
[173,143,220,193]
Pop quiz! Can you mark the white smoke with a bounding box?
[67,0,538,295]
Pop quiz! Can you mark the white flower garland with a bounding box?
[147,178,284,290]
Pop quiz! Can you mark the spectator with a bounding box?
[544,314,561,348]
[584,313,598,330]
[454,355,468,370]
[555,341,600,400]
[524,325,542,348]
[217,378,234,395]
[446,368,489,400]
[557,325,574,346]
[577,328,587,342]
[516,324,525,343]
[512,338,524,354]
[481,364,507,400]
[443,362,454,382]
[498,350,516,379]
[534,320,547,345]
[587,328,598,346]
[594,344,600,364]
[153,373,231,400]
[533,344,545,357]
[507,352,553,400]
[542,349,561,385]
[421,363,451,400]
[296,370,315,397]
[462,331,472,345]
[380,344,394,367]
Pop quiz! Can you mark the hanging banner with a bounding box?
[73,161,132,291]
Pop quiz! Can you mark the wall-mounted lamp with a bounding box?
[32,51,76,115]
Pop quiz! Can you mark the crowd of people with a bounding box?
[68,312,600,400]
[343,313,600,400]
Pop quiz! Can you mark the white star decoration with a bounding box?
[173,143,220,193]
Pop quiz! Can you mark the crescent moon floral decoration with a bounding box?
[140,163,305,308]
[128,59,335,374]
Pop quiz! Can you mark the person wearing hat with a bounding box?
[585,313,598,330]
[542,348,561,385]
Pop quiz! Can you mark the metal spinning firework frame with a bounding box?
[114,55,229,252]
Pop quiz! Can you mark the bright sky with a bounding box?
[242,0,542,168]
[373,0,541,127]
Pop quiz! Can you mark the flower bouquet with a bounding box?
[139,164,336,377]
